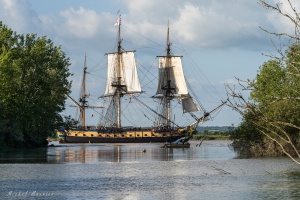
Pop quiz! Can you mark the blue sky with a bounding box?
[0,0,298,127]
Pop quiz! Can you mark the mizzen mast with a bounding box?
[67,54,102,129]
[67,55,88,129]
[68,55,89,128]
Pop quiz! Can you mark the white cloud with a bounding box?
[36,8,121,59]
[0,0,41,33]
[122,0,271,50]
[2,0,299,53]
[1,0,288,52]
[57,7,101,39]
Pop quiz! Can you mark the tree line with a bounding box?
[0,22,71,148]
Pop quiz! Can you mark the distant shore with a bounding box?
[192,134,230,140]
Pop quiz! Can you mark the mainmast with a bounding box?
[102,15,142,129]
[111,15,126,129]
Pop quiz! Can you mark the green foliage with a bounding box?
[57,115,78,131]
[0,22,71,148]
[250,43,300,126]
[232,42,300,156]
[250,60,285,104]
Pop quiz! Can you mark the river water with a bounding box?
[0,140,299,200]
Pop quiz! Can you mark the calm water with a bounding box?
[0,140,299,200]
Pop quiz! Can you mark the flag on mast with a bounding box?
[114,17,120,26]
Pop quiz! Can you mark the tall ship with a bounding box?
[59,16,225,143]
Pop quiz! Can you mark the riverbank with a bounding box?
[192,133,230,140]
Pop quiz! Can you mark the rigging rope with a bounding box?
[169,30,225,102]
[185,77,206,114]
[131,95,180,128]
[122,24,164,49]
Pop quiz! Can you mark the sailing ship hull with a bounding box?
[63,135,183,143]
[59,130,184,143]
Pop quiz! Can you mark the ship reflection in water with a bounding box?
[48,140,235,164]
[0,140,235,164]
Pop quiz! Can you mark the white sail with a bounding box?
[156,56,200,113]
[182,97,200,113]
[156,56,188,96]
[103,51,142,96]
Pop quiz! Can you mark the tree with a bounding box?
[0,22,71,148]
[226,1,300,165]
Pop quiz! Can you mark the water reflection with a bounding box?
[0,140,235,164]
[1,141,300,200]
[48,140,235,163]
[0,148,48,163]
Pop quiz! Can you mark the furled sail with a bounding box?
[103,51,142,97]
[156,56,188,96]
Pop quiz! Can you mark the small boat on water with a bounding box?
[164,137,191,148]
[58,16,225,144]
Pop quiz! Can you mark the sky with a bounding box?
[0,0,298,127]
